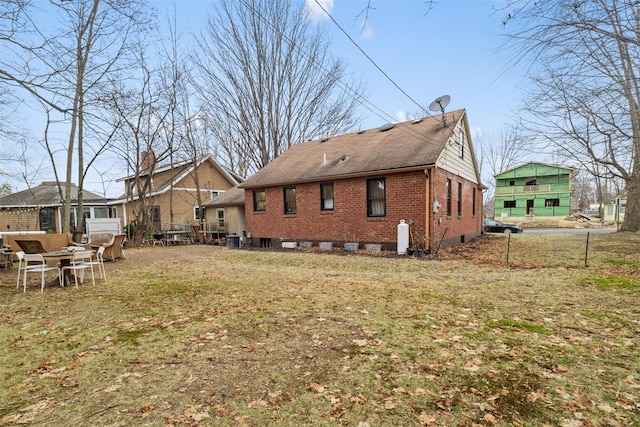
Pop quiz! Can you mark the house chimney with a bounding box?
[141,150,156,171]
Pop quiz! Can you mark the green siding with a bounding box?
[495,163,573,182]
[494,162,573,218]
[495,194,571,217]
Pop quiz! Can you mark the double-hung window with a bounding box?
[446,179,452,216]
[284,186,296,214]
[253,189,266,211]
[321,182,334,211]
[472,188,477,216]
[367,178,386,217]
[194,207,206,220]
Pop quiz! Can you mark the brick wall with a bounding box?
[429,168,483,249]
[244,168,483,251]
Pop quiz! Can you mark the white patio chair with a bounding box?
[15,250,31,290]
[87,246,106,280]
[61,250,95,288]
[20,252,62,293]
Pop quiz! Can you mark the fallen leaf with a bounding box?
[192,411,210,421]
[247,399,267,408]
[140,402,156,418]
[597,402,615,413]
[560,419,582,427]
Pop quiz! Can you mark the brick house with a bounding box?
[113,154,242,233]
[239,109,484,252]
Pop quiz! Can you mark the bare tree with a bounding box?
[152,9,213,229]
[195,111,251,178]
[0,0,151,235]
[572,171,595,213]
[106,50,182,244]
[192,0,362,177]
[475,125,529,202]
[0,1,32,167]
[501,0,640,231]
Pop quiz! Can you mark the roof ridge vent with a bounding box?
[380,123,394,132]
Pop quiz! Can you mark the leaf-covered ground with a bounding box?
[1,233,639,426]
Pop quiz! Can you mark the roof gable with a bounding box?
[112,155,242,202]
[240,110,465,188]
[0,182,106,207]
[495,162,575,179]
[434,112,483,186]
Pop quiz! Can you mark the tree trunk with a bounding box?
[621,167,640,232]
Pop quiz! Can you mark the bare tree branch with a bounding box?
[192,0,362,177]
[502,0,640,231]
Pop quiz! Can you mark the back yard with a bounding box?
[1,233,639,426]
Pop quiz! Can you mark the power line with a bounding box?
[236,0,396,126]
[235,0,447,144]
[311,0,452,144]
[314,0,429,115]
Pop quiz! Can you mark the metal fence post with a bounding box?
[584,232,590,267]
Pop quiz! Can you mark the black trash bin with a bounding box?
[227,235,240,249]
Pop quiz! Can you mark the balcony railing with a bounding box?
[495,184,568,195]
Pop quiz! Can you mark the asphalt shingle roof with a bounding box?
[0,182,105,206]
[240,109,463,188]
[204,186,245,207]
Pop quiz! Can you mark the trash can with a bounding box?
[227,235,241,249]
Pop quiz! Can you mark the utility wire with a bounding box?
[237,0,447,144]
[314,0,430,116]
[312,0,451,141]
[237,0,397,127]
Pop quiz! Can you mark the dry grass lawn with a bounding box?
[1,232,639,426]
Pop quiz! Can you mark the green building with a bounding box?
[493,162,575,220]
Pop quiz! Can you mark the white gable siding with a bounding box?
[435,120,478,183]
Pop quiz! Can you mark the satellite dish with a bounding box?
[428,95,450,113]
[428,95,451,127]
[380,122,394,132]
